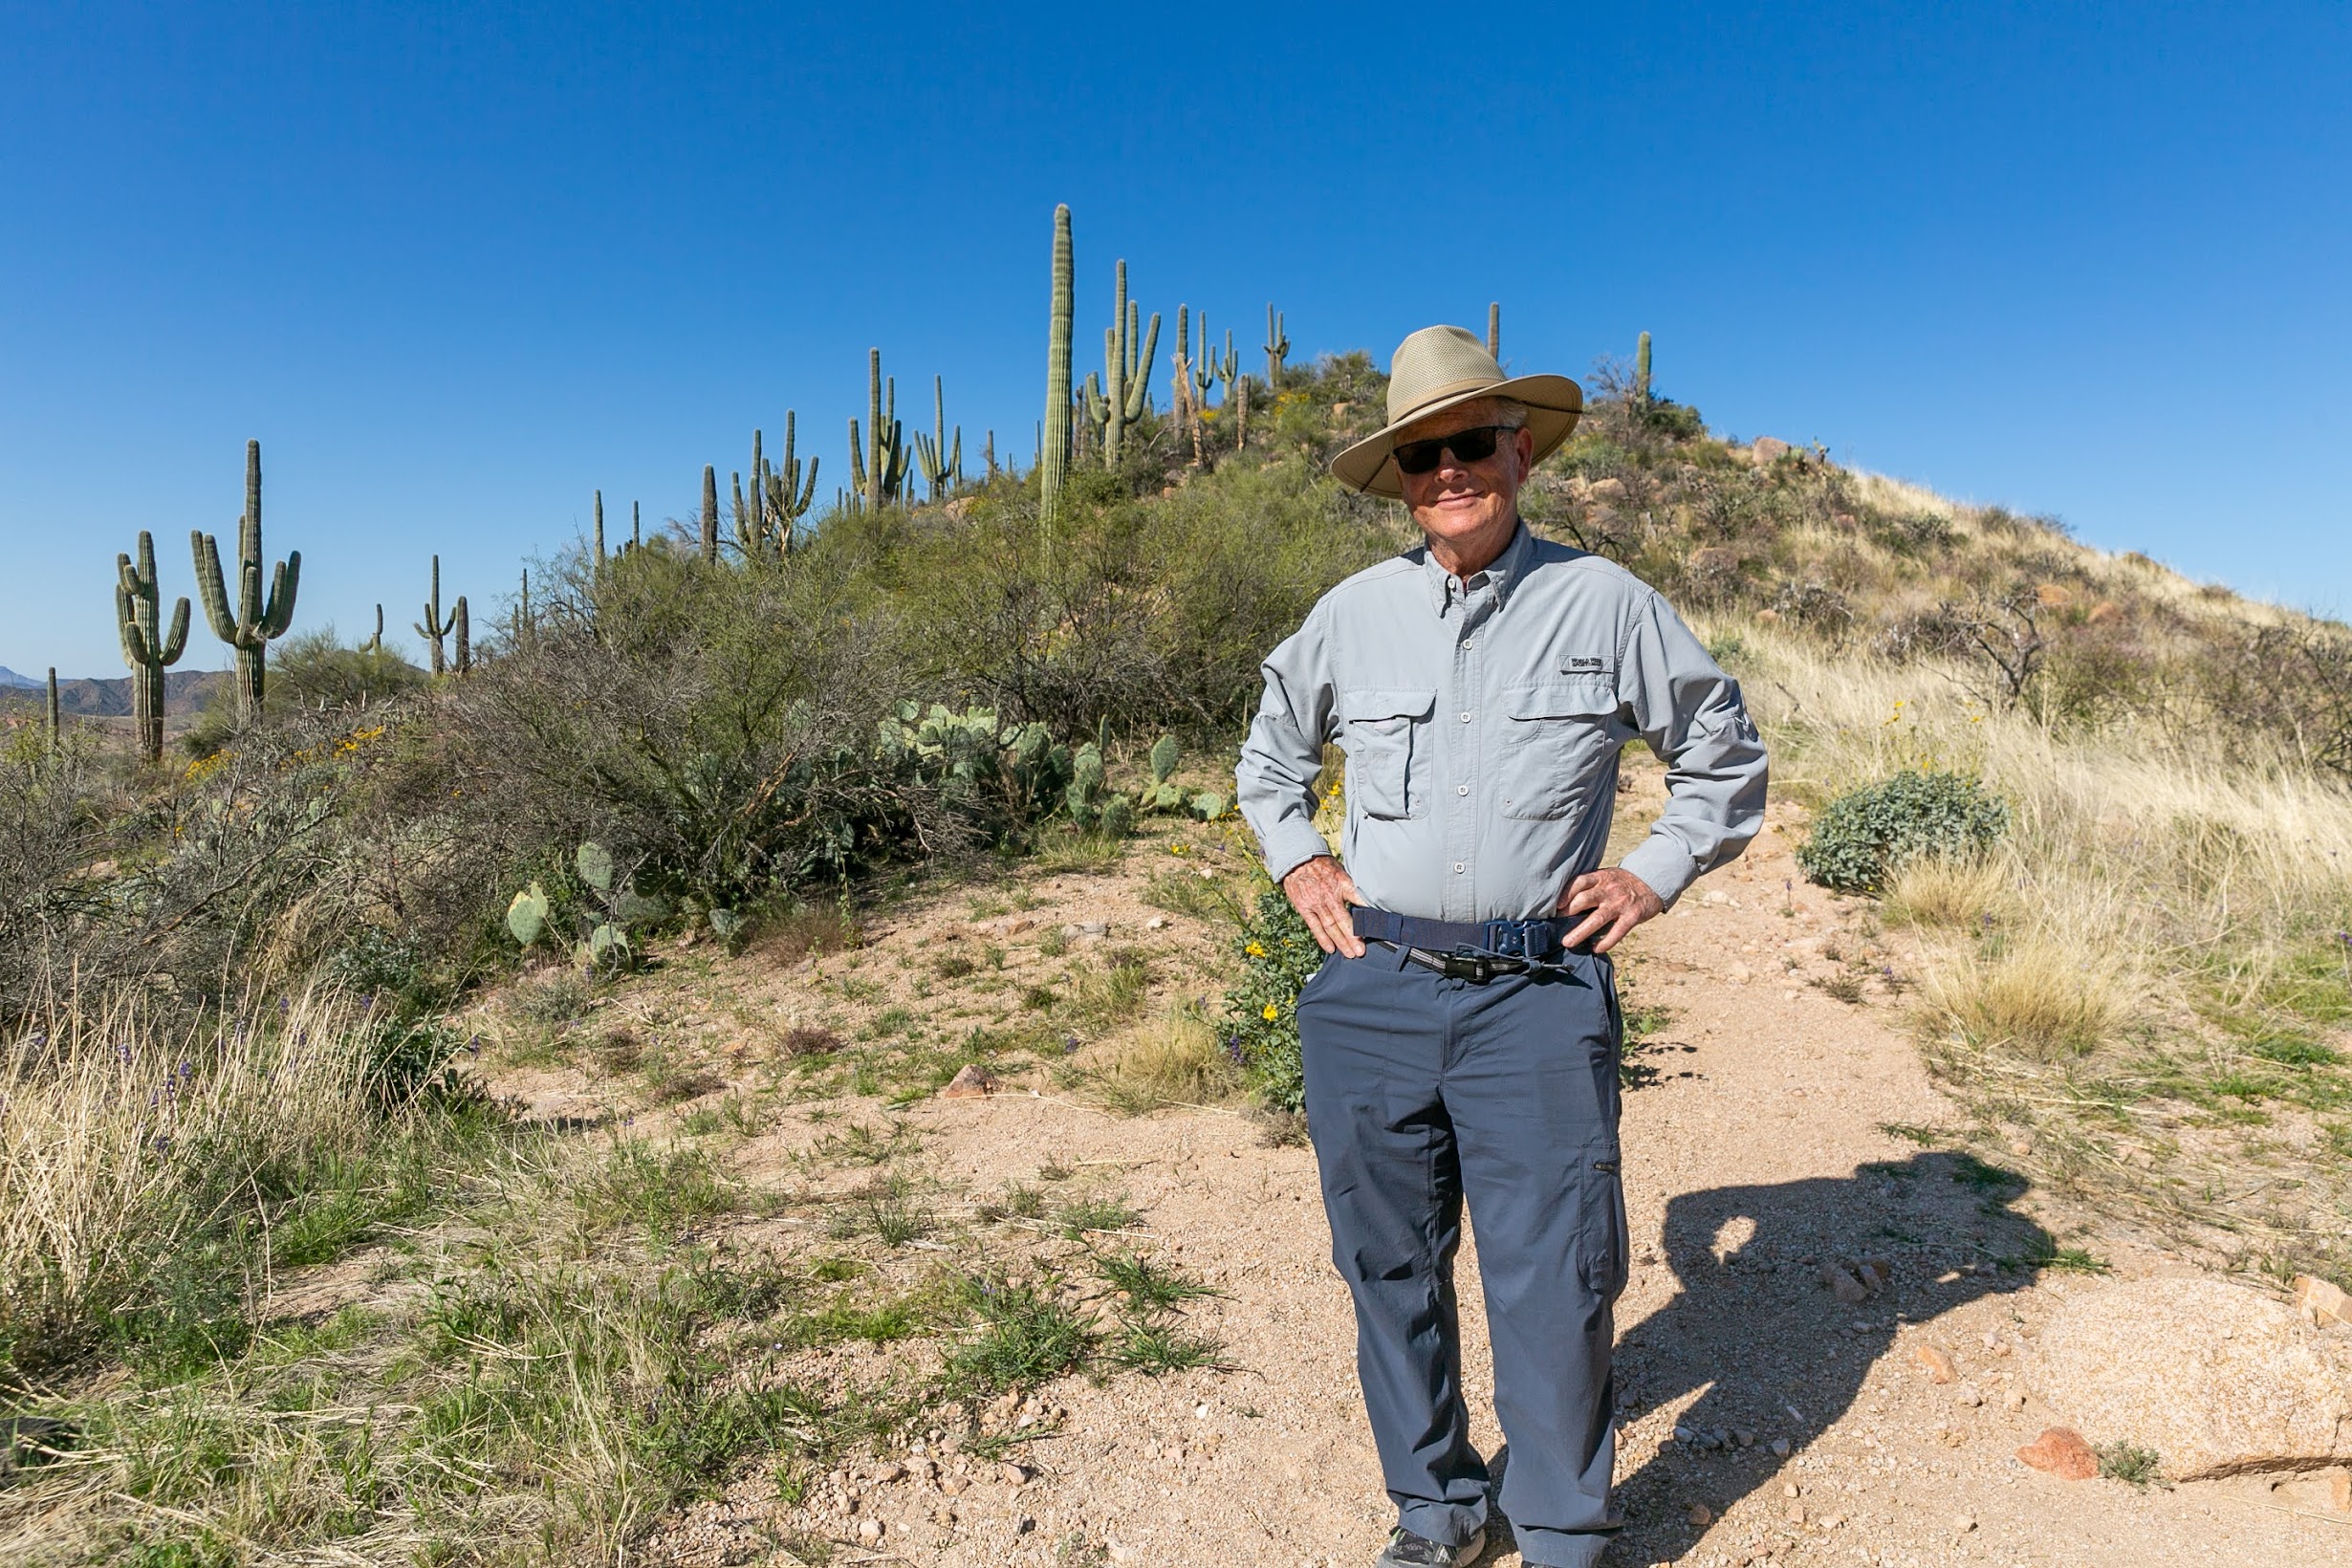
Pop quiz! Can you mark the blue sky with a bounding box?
[3,1,2346,678]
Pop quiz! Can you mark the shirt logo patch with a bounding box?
[1561,656,1607,673]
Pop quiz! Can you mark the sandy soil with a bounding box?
[556,772,2350,1568]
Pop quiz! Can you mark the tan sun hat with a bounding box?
[1330,324,1583,498]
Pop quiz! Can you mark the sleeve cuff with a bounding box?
[1620,836,1701,909]
[1259,820,1335,889]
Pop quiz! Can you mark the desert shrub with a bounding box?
[270,627,427,712]
[1797,769,2011,894]
[1222,889,1324,1112]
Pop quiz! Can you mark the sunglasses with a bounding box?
[1391,424,1519,475]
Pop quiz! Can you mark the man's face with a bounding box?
[1396,401,1535,555]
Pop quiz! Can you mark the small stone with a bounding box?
[2006,1391,2029,1411]
[2015,1426,2100,1480]
[1953,1514,1977,1535]
[1856,1257,1893,1291]
[2330,1470,2350,1514]
[873,1462,905,1483]
[1783,1502,1805,1525]
[1954,1382,1984,1407]
[1783,1483,1801,1498]
[856,1518,884,1544]
[1687,1503,1714,1527]
[1911,1344,1957,1384]
[1828,1269,1869,1305]
[942,1063,997,1099]
[1734,1428,1755,1448]
[1060,921,1110,941]
[1771,1437,1792,1457]
[1145,916,1169,930]
[999,1461,1031,1485]
[2296,1274,2352,1328]
[1195,1404,1211,1418]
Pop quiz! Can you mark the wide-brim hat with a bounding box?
[1331,324,1582,498]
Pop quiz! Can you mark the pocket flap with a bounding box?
[1340,687,1438,723]
[1508,679,1618,721]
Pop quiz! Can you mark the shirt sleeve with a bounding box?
[1236,599,1340,886]
[1615,590,1770,907]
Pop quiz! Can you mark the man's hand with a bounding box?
[1282,856,1367,958]
[1556,868,1665,955]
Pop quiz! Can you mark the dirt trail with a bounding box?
[599,780,2348,1568]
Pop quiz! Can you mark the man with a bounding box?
[1235,325,1768,1568]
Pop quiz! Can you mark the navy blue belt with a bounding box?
[1350,907,1585,982]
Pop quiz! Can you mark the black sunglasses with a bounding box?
[1391,424,1519,475]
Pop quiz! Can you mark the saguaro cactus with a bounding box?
[1041,204,1075,524]
[701,466,719,562]
[740,414,817,558]
[117,530,190,763]
[913,376,962,503]
[365,604,383,652]
[848,349,910,511]
[1488,302,1501,361]
[1636,331,1653,403]
[416,555,456,676]
[44,668,59,755]
[453,596,470,675]
[190,439,298,724]
[1264,304,1289,390]
[1097,261,1161,468]
[593,490,607,569]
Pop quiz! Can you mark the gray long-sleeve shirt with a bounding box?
[1234,524,1769,922]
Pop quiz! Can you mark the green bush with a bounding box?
[1222,889,1324,1113]
[1797,769,2011,894]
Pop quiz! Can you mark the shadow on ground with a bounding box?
[1492,1152,2048,1564]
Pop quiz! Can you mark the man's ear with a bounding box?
[1513,425,1536,479]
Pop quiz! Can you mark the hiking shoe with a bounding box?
[1374,1526,1487,1567]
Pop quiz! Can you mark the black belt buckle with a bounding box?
[1437,947,1518,983]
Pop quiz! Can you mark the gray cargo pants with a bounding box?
[1296,943,1628,1568]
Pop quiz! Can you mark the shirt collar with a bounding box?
[1423,520,1534,614]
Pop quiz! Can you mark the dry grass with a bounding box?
[1725,617,2352,1276]
[1082,1009,1244,1114]
[1882,854,2012,930]
[0,982,380,1365]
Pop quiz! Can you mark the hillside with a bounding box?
[3,355,2347,1565]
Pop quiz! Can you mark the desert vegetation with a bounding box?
[3,206,2347,1562]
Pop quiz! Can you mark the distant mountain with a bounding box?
[0,665,43,688]
[0,668,230,720]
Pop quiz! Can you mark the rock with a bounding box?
[1586,477,1629,505]
[1145,916,1169,930]
[942,497,976,522]
[1751,436,1792,465]
[1824,1266,1868,1305]
[2296,1274,2351,1328]
[1060,921,1109,941]
[974,915,1035,936]
[1687,1503,1713,1527]
[1771,1437,1792,1457]
[856,1518,884,1544]
[1953,1514,1976,1535]
[2027,1275,2352,1478]
[1954,1382,1984,1408]
[1911,1343,1958,1384]
[942,1063,997,1099]
[1856,1257,1893,1291]
[873,1461,905,1483]
[999,1461,1031,1485]
[2332,1470,2351,1514]
[2016,1426,2099,1481]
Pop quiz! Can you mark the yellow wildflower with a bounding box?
[1246,942,1266,958]
[1262,1003,1280,1021]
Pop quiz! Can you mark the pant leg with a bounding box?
[1297,949,1490,1547]
[1445,954,1628,1568]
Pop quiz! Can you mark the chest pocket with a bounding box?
[1339,687,1436,820]
[1499,679,1622,820]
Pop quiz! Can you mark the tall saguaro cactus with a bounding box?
[117,530,188,763]
[1488,302,1501,361]
[1264,304,1289,391]
[701,466,720,562]
[190,440,298,724]
[1094,261,1161,469]
[849,348,909,510]
[1041,204,1074,525]
[1636,331,1653,404]
[913,376,962,504]
[417,555,457,676]
[742,413,817,558]
[45,668,60,755]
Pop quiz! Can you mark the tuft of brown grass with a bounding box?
[1884,854,2012,929]
[1922,940,2124,1060]
[1084,1010,1242,1114]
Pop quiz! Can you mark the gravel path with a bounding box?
[630,781,2349,1568]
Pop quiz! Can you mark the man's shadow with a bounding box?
[1493,1151,2051,1563]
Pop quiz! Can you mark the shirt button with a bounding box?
[1459,711,1472,723]
[1456,784,1469,795]
[1453,862,1465,874]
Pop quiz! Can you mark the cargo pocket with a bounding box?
[1498,679,1622,820]
[1339,687,1436,820]
[1577,1149,1632,1301]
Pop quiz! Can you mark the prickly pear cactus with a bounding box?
[1148,734,1180,786]
[1189,791,1229,821]
[1100,795,1137,839]
[1066,742,1107,824]
[576,842,616,894]
[508,882,552,946]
